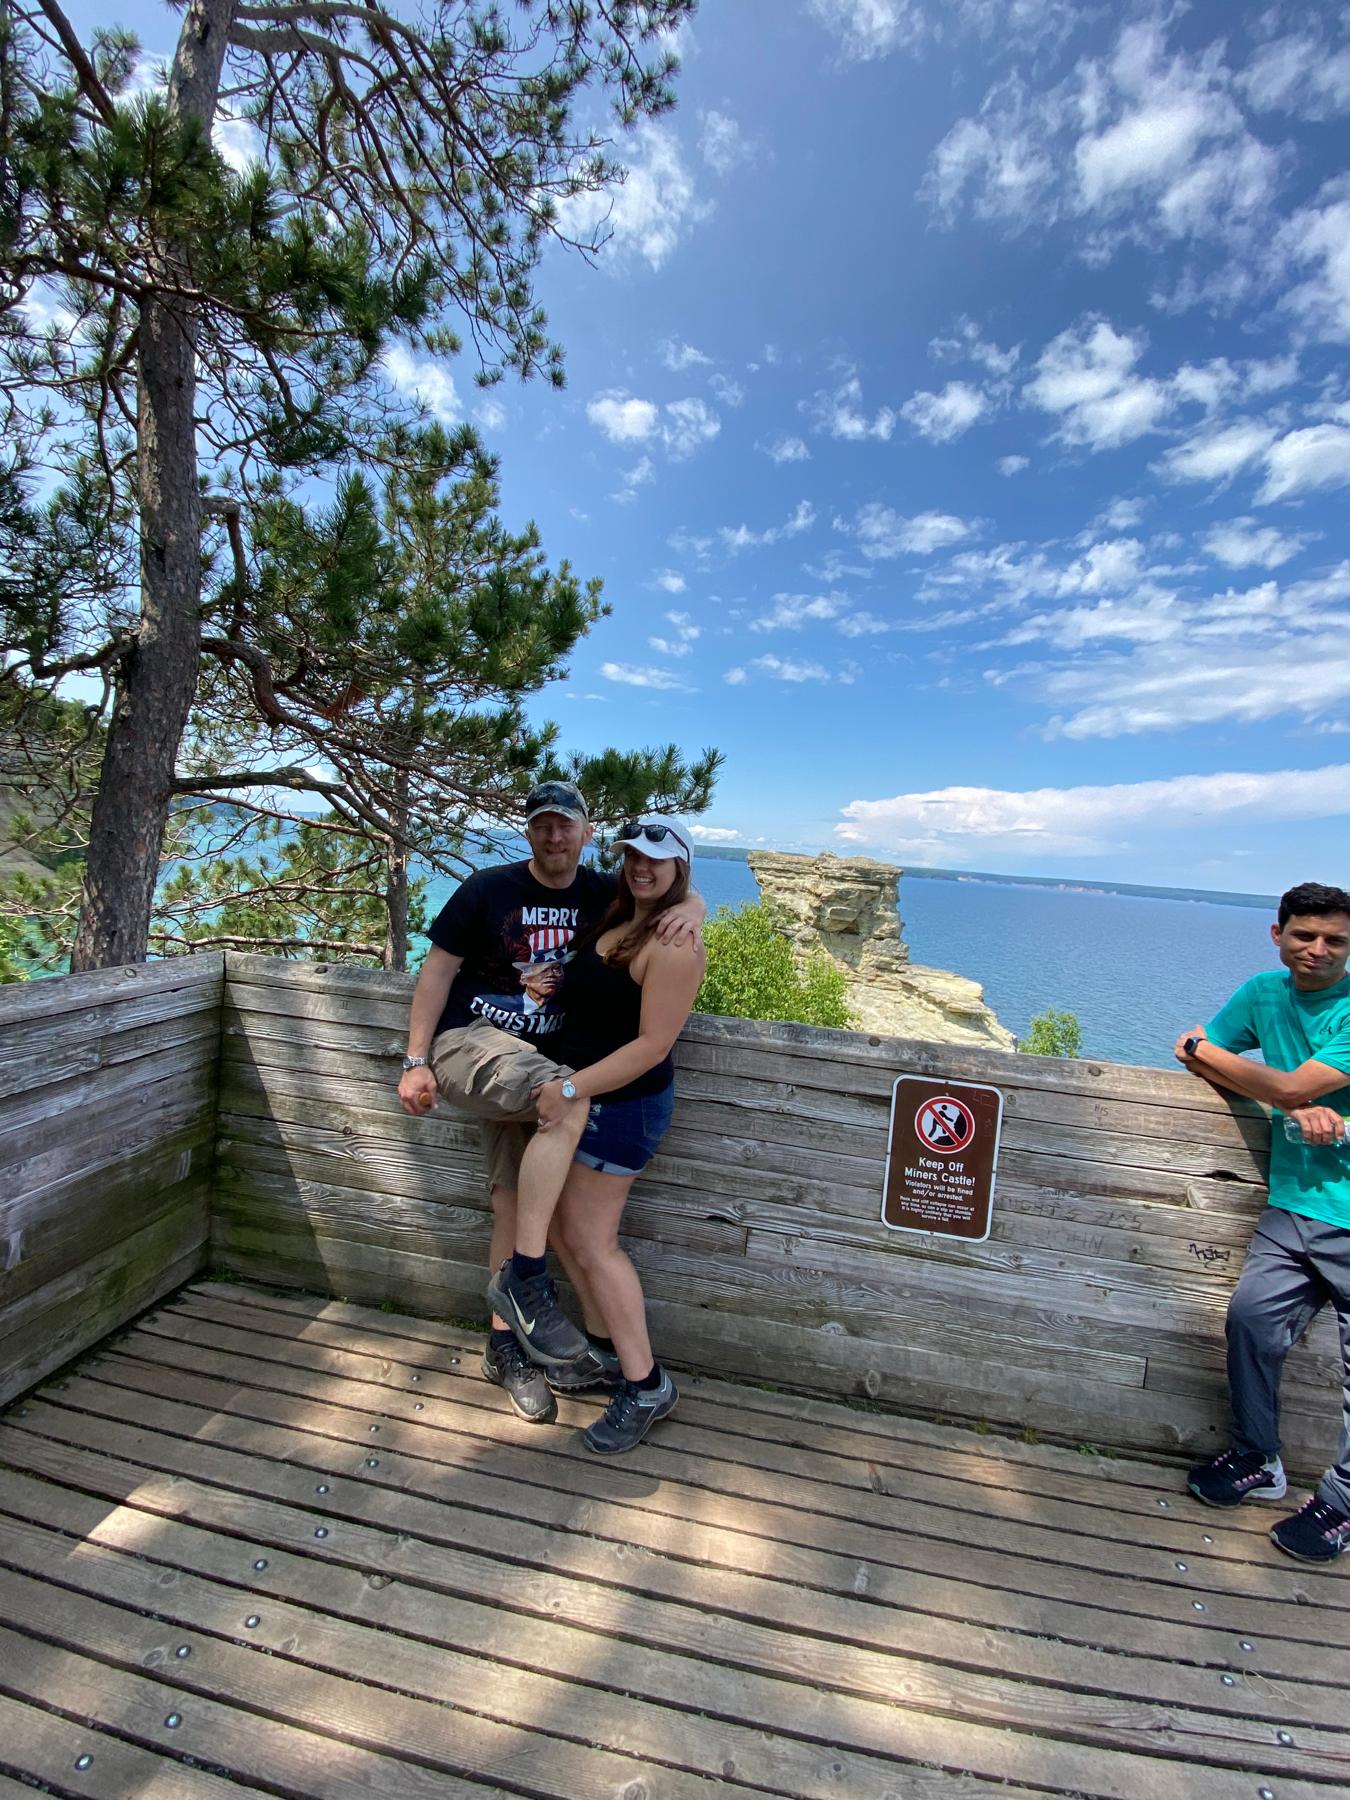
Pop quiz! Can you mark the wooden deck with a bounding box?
[0,1283,1346,1799]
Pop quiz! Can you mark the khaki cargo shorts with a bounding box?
[429,1020,574,1194]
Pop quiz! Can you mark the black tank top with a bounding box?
[559,939,674,1101]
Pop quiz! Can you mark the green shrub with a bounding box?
[1021,1007,1083,1058]
[695,901,854,1028]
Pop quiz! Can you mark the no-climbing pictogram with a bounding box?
[915,1095,975,1154]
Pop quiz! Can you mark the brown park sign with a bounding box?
[882,1075,1004,1241]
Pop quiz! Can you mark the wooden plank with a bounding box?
[219,1057,1271,1232]
[0,1002,220,1102]
[6,1390,1346,1798]
[0,1688,269,1798]
[1,1354,1334,1700]
[200,1223,1293,1467]
[217,1157,745,1259]
[219,1040,1270,1184]
[115,1301,1223,1552]
[107,1318,1256,1572]
[227,1001,1268,1160]
[0,1617,514,1800]
[202,1282,1302,1506]
[0,1459,1314,1800]
[0,1563,740,1800]
[161,1286,1236,1515]
[91,1303,1311,1595]
[1,1151,214,1309]
[1,1095,213,1217]
[0,1037,218,1147]
[0,1206,207,1408]
[0,953,222,1025]
[0,1504,1003,1800]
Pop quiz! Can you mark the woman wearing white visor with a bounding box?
[538,816,704,1452]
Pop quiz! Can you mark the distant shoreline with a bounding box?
[692,844,1277,910]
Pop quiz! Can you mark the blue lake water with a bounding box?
[418,856,1276,1071]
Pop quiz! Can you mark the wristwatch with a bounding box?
[560,1078,578,1100]
[402,1055,428,1071]
[1183,1037,1201,1057]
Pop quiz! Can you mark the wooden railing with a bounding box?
[0,956,223,1406]
[2,950,1343,1473]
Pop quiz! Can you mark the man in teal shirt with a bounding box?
[1177,881,1350,1563]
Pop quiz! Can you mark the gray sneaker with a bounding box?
[485,1258,591,1364]
[583,1369,678,1454]
[545,1343,622,1393]
[481,1338,557,1424]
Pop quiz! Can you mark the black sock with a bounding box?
[635,1363,663,1392]
[510,1250,547,1281]
[588,1334,617,1355]
[489,1328,516,1351]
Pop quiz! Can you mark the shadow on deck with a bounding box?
[0,1280,1346,1799]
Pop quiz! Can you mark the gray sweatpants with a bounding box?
[1227,1206,1350,1514]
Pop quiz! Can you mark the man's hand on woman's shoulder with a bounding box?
[654,899,705,946]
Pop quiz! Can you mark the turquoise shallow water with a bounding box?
[417,855,1275,1070]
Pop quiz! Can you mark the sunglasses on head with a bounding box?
[616,819,689,854]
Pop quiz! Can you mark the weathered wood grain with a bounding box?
[9,1348,1348,1800]
[0,952,222,1025]
[0,1203,208,1407]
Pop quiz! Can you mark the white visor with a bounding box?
[615,818,690,862]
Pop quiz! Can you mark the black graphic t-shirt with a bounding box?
[429,860,616,1042]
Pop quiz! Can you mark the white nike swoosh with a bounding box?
[513,1300,536,1337]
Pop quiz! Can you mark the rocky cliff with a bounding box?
[746,850,1014,1049]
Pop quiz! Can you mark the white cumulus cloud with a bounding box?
[761,434,810,464]
[902,380,990,443]
[1257,425,1350,505]
[806,0,924,62]
[1203,519,1313,570]
[837,766,1350,859]
[560,124,712,271]
[600,661,692,691]
[382,346,460,424]
[588,390,659,443]
[749,592,845,633]
[846,504,975,559]
[1025,318,1172,451]
[809,372,897,442]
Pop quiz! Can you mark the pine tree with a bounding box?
[153,425,719,969]
[0,0,697,969]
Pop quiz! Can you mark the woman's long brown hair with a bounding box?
[582,853,692,969]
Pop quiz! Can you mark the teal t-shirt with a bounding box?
[1206,969,1350,1229]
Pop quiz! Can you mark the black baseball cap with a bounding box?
[524,779,589,824]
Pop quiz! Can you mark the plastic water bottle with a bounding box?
[1282,1115,1350,1152]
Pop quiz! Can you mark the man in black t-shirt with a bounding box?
[396,779,703,1421]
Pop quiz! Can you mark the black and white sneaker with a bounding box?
[545,1343,623,1393]
[481,1337,557,1424]
[583,1369,678,1455]
[485,1259,591,1365]
[1271,1494,1350,1564]
[1187,1447,1287,1508]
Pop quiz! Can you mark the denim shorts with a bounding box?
[573,1083,675,1177]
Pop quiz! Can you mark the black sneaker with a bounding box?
[544,1343,623,1393]
[480,1338,557,1424]
[485,1259,591,1365]
[1271,1494,1350,1563]
[1187,1447,1287,1507]
[583,1369,678,1455]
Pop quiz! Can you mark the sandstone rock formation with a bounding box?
[746,850,1014,1049]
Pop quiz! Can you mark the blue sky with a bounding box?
[91,3,1350,892]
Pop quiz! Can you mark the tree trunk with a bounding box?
[383,767,411,972]
[70,0,234,970]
